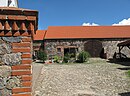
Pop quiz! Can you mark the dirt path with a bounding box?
[32,62,43,93]
[33,59,130,96]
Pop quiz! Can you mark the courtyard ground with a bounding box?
[33,58,130,96]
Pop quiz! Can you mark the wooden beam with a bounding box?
[119,46,121,59]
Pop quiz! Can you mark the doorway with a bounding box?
[84,40,103,57]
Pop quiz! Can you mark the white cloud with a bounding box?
[82,22,99,26]
[112,18,130,25]
[82,18,130,26]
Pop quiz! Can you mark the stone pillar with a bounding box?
[0,7,38,96]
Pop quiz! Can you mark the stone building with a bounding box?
[34,26,130,59]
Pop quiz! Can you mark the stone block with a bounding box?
[0,43,12,55]
[0,78,5,90]
[6,77,21,90]
[2,53,22,66]
[0,65,11,78]
[0,88,11,96]
[2,37,22,43]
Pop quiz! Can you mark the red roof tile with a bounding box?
[35,26,130,40]
[45,26,130,39]
[34,30,46,40]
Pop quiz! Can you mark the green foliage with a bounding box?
[70,53,75,58]
[63,53,71,63]
[77,51,90,63]
[54,56,60,63]
[127,70,130,77]
[53,56,63,63]
[37,51,47,62]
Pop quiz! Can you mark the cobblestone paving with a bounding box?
[33,59,130,96]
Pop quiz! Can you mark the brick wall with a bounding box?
[0,7,38,96]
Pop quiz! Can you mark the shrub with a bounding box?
[37,51,47,62]
[53,56,63,63]
[63,53,71,63]
[77,51,90,63]
[54,56,60,63]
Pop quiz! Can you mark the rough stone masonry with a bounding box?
[0,7,38,96]
[0,37,22,96]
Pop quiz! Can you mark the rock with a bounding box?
[2,53,22,66]
[0,43,12,55]
[12,76,21,87]
[0,65,11,78]
[0,59,4,65]
[6,78,16,90]
[6,76,21,89]
[0,88,11,96]
[0,37,3,44]
[0,78,5,90]
[2,37,22,43]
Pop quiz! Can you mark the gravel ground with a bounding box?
[33,58,130,96]
[32,62,44,92]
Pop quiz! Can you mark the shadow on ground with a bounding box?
[119,92,130,96]
[107,58,130,66]
[117,67,130,70]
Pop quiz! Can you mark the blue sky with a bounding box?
[19,0,130,29]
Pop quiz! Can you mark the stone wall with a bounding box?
[0,37,23,95]
[0,7,38,96]
[45,39,130,59]
[45,39,85,58]
[102,39,130,59]
[0,36,33,96]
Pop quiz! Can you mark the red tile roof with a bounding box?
[46,26,130,39]
[35,26,130,40]
[34,30,47,40]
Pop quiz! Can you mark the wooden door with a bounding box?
[84,40,102,57]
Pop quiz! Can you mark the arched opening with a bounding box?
[84,40,103,57]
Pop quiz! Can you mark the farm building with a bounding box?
[33,26,130,59]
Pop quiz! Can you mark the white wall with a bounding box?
[0,0,8,7]
[0,0,18,7]
[9,0,18,7]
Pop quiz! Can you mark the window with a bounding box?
[57,48,61,53]
[64,48,78,58]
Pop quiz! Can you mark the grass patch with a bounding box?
[127,70,130,77]
[88,58,107,64]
